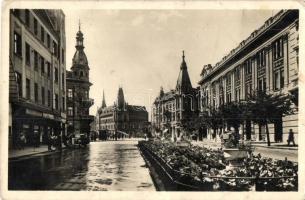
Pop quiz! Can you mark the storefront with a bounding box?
[11,104,64,148]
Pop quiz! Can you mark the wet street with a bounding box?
[9,140,156,191]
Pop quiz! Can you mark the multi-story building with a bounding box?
[9,9,66,148]
[198,10,299,143]
[97,87,149,138]
[152,52,199,140]
[66,24,94,139]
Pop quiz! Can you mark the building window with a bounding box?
[245,60,252,75]
[25,9,30,27]
[274,69,284,90]
[15,72,22,97]
[55,94,59,110]
[80,71,83,77]
[258,78,266,92]
[41,86,45,105]
[55,67,59,83]
[68,107,73,116]
[13,32,22,56]
[84,91,88,98]
[48,90,51,107]
[47,62,51,77]
[62,72,65,89]
[41,26,45,43]
[62,48,64,63]
[47,34,50,48]
[34,51,38,70]
[26,78,30,99]
[68,89,73,100]
[245,83,252,97]
[62,97,65,111]
[25,43,31,65]
[257,49,266,67]
[34,83,38,102]
[53,41,58,57]
[272,37,283,60]
[41,56,45,74]
[34,18,38,35]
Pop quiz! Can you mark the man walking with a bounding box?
[287,129,296,146]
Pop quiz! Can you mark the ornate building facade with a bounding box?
[66,24,94,138]
[152,52,199,140]
[97,87,149,137]
[198,10,299,143]
[9,9,66,148]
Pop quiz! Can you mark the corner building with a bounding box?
[198,10,299,143]
[9,9,66,148]
[66,25,94,138]
[152,52,199,140]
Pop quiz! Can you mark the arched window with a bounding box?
[80,71,83,77]
[74,71,77,76]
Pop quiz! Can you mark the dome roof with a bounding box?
[72,50,88,66]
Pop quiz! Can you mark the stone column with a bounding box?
[283,33,289,87]
[265,45,270,91]
[268,44,274,92]
[252,57,257,91]
[231,71,235,102]
[224,76,227,104]
[241,64,245,100]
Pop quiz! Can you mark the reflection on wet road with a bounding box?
[9,140,155,191]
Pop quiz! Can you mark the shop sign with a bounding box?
[43,113,54,119]
[25,109,42,117]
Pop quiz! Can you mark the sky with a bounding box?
[63,9,278,118]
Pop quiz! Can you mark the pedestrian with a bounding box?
[19,131,26,149]
[47,133,52,151]
[287,129,296,146]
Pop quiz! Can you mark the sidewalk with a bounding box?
[191,139,298,162]
[9,145,51,160]
[250,141,298,150]
[192,139,298,151]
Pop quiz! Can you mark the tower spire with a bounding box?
[182,50,185,62]
[102,90,106,108]
[78,19,80,31]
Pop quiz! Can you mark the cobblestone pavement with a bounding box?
[9,140,156,191]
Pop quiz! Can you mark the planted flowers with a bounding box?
[140,141,298,191]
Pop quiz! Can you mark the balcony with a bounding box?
[81,98,94,107]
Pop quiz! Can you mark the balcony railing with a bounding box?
[81,98,94,107]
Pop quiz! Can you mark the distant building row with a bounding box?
[96,88,149,138]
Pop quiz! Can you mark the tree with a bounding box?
[180,114,198,139]
[247,90,294,146]
[219,102,244,134]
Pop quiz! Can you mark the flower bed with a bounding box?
[139,140,298,191]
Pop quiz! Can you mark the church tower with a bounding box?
[176,51,193,95]
[66,21,94,138]
[71,22,90,81]
[117,87,125,109]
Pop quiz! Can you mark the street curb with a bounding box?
[9,147,68,162]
